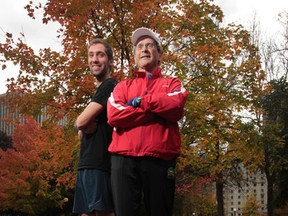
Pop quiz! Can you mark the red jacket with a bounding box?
[107,67,188,160]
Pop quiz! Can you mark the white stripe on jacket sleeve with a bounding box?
[167,84,187,96]
[109,93,127,111]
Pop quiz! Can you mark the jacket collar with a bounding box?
[135,67,162,78]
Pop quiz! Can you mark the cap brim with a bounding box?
[132,28,160,46]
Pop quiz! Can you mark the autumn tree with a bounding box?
[177,8,265,216]
[174,175,217,215]
[246,11,288,216]
[0,0,265,215]
[0,116,77,215]
[242,195,262,216]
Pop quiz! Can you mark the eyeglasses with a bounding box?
[135,42,157,50]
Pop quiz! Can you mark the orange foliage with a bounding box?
[0,0,267,214]
[0,116,77,214]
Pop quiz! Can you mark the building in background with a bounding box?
[0,93,22,135]
[224,167,267,215]
[0,93,67,135]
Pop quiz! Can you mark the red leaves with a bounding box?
[0,116,77,213]
[5,32,12,38]
[0,0,268,214]
[24,2,36,19]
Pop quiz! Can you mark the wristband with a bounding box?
[132,96,142,107]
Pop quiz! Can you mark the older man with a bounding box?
[107,27,188,216]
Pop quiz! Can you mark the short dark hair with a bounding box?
[88,38,113,61]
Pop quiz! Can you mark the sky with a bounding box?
[215,0,287,37]
[0,0,288,94]
[0,1,61,94]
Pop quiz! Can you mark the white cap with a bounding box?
[131,27,162,48]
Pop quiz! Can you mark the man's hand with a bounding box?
[78,130,84,140]
[82,120,98,134]
[78,121,98,141]
[127,96,142,107]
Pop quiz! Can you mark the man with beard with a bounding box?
[73,38,117,216]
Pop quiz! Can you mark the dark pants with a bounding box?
[111,155,176,216]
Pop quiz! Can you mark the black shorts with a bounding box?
[72,169,114,214]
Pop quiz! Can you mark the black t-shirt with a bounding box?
[77,77,117,172]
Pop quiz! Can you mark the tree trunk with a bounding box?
[266,172,274,216]
[216,173,224,216]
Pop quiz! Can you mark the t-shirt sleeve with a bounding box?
[91,78,117,106]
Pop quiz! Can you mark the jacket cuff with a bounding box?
[140,94,151,111]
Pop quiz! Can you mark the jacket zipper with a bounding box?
[136,75,151,155]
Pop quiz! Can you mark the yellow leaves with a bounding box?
[258,69,266,81]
